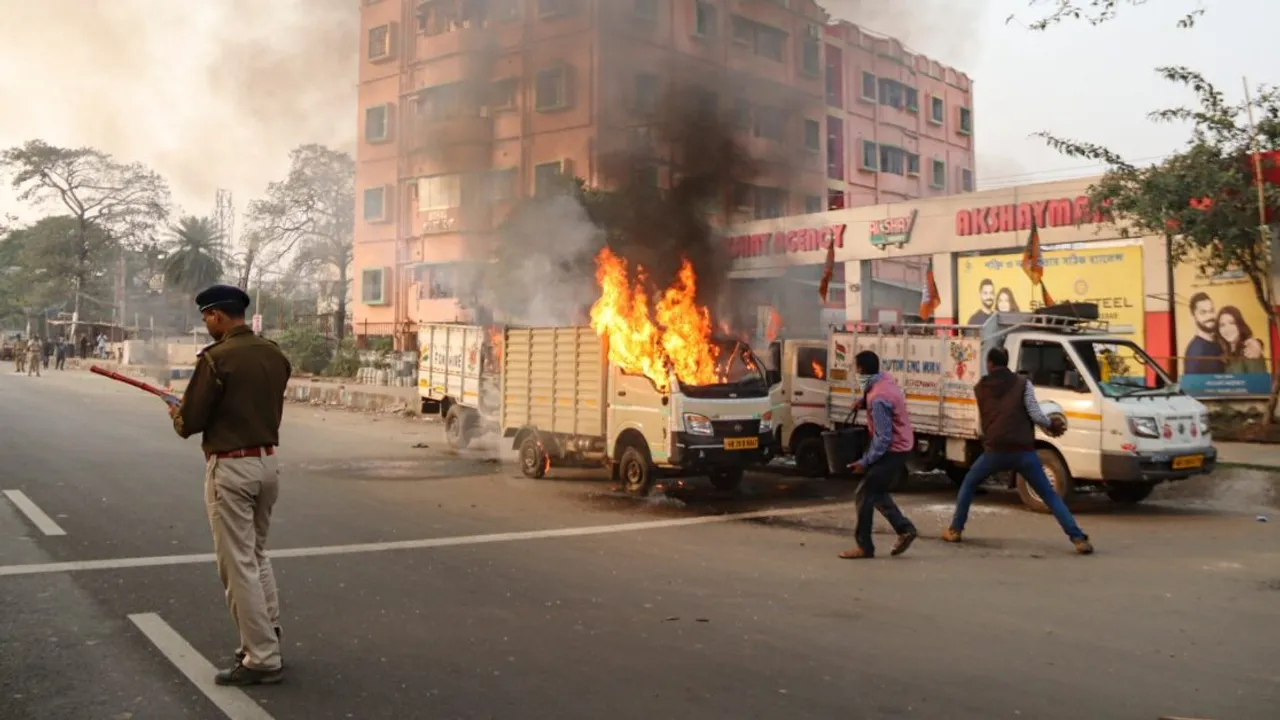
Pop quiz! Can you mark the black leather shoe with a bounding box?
[215,661,282,686]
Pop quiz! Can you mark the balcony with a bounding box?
[409,204,494,237]
[409,115,493,173]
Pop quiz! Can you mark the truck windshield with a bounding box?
[677,341,769,398]
[1071,340,1178,397]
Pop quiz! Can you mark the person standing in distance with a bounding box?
[839,350,919,560]
[942,347,1093,554]
[170,284,293,685]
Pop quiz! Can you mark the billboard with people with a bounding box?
[1174,253,1273,396]
[956,246,1145,345]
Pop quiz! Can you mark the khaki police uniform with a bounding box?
[26,338,41,376]
[173,324,292,672]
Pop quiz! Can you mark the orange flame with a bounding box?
[811,359,825,379]
[588,248,721,392]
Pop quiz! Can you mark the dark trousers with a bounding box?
[854,451,916,555]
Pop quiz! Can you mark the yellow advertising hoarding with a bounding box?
[1173,250,1273,397]
[956,245,1145,345]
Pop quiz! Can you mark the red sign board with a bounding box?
[955,195,1105,237]
[726,224,847,260]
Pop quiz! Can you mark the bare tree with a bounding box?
[248,144,354,338]
[0,140,170,337]
[1015,0,1207,30]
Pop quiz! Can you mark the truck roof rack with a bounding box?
[987,311,1111,335]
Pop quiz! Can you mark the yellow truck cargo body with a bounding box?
[500,326,607,439]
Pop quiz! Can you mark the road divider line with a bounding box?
[128,612,275,720]
[0,500,859,578]
[2,490,67,536]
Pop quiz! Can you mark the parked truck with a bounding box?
[417,322,501,449]
[768,309,1217,510]
[500,326,775,495]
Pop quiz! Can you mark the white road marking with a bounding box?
[3,489,68,536]
[0,500,861,577]
[128,612,275,720]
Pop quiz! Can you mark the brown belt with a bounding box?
[206,446,275,461]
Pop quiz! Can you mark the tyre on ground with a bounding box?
[519,434,548,479]
[708,467,744,491]
[793,435,828,478]
[1105,482,1155,505]
[617,444,655,496]
[1015,448,1074,512]
[445,405,476,450]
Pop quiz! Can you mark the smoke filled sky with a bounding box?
[1,0,1278,222]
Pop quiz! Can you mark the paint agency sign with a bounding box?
[869,209,918,249]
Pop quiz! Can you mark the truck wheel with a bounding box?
[793,436,828,478]
[519,435,548,479]
[708,467,744,491]
[1106,482,1155,505]
[1016,449,1074,513]
[445,406,472,450]
[618,445,654,496]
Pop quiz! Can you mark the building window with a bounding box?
[825,50,843,107]
[417,264,460,300]
[961,167,975,192]
[802,37,821,76]
[931,159,946,189]
[365,104,390,143]
[827,189,845,210]
[732,16,786,61]
[958,106,973,135]
[363,187,387,222]
[535,66,571,111]
[634,73,660,114]
[733,182,753,210]
[803,118,820,152]
[827,116,844,180]
[694,0,717,37]
[905,87,919,112]
[415,84,467,120]
[361,268,386,305]
[538,0,573,18]
[534,161,565,195]
[907,153,920,176]
[879,145,907,175]
[804,195,823,214]
[633,0,658,22]
[930,96,944,125]
[876,78,917,110]
[755,186,785,219]
[861,140,878,171]
[491,78,517,110]
[860,71,876,102]
[368,24,392,61]
[418,174,462,210]
[753,105,784,141]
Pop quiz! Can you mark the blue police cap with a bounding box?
[195,284,251,314]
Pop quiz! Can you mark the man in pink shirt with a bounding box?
[839,350,919,560]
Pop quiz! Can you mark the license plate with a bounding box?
[724,437,759,451]
[1172,455,1204,470]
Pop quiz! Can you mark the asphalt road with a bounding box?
[1,368,1277,720]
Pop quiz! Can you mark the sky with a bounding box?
[1,0,1276,227]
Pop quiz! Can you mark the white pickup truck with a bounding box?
[501,326,776,495]
[767,310,1217,510]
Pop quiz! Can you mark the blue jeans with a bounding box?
[950,450,1087,541]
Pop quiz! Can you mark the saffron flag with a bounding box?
[919,258,941,320]
[1020,221,1045,284]
[1040,283,1055,308]
[818,239,836,303]
[765,306,783,343]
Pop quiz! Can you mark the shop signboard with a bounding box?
[1174,251,1273,397]
[869,209,918,249]
[956,245,1145,346]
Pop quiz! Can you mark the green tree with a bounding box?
[0,140,170,337]
[1018,0,1207,29]
[1037,67,1280,417]
[163,215,226,293]
[1,216,114,321]
[247,145,354,339]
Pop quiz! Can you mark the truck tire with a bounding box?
[1106,482,1155,505]
[618,445,655,496]
[445,406,473,450]
[793,435,828,478]
[708,467,744,492]
[1015,449,1074,513]
[519,435,548,479]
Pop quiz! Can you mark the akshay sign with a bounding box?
[869,209,918,249]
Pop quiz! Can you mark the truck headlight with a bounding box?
[1198,413,1211,435]
[1127,416,1160,439]
[684,413,714,436]
[759,411,773,433]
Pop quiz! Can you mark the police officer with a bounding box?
[26,336,41,376]
[170,284,292,685]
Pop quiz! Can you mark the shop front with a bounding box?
[724,177,1276,400]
